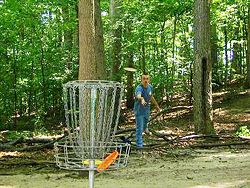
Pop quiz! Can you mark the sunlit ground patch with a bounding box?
[0,151,23,158]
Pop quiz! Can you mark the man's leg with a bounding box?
[143,112,150,134]
[135,115,144,147]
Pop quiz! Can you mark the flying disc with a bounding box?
[97,151,119,173]
[124,67,137,72]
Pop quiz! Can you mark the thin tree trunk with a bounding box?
[110,0,122,81]
[242,42,246,75]
[242,6,247,76]
[211,24,219,85]
[13,48,17,128]
[189,62,193,106]
[28,36,36,117]
[193,0,214,134]
[224,23,229,86]
[125,23,134,109]
[28,58,35,117]
[75,4,79,74]
[153,32,158,76]
[246,5,250,88]
[40,41,47,116]
[19,98,23,117]
[230,41,233,82]
[232,42,241,76]
[142,31,146,73]
[126,54,134,109]
[239,44,243,75]
[62,6,73,70]
[78,0,106,80]
[171,15,177,93]
[160,20,169,102]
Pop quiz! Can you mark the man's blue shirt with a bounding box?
[133,84,153,116]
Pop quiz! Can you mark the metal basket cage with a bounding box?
[62,80,123,148]
[54,80,130,181]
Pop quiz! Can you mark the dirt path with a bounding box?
[0,148,249,188]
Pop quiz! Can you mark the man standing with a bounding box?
[134,73,160,148]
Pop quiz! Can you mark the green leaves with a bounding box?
[0,0,78,129]
[236,126,250,137]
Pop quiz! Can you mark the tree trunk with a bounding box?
[193,0,214,134]
[126,53,134,109]
[153,32,158,76]
[160,20,169,103]
[28,53,35,117]
[224,23,229,86]
[211,24,219,85]
[110,0,122,81]
[171,15,177,93]
[141,31,146,73]
[40,41,47,116]
[246,5,250,88]
[232,42,241,75]
[13,48,17,128]
[189,62,193,106]
[78,0,106,80]
[229,41,233,82]
[125,23,134,109]
[62,6,73,71]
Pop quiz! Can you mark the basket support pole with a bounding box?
[89,88,97,188]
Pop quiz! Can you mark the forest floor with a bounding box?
[0,88,250,188]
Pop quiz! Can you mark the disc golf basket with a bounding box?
[54,80,130,188]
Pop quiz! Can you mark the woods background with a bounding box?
[0,0,249,133]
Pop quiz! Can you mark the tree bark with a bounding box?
[171,15,177,93]
[40,40,47,117]
[110,0,122,81]
[78,0,106,80]
[211,24,219,85]
[13,48,17,128]
[141,31,146,73]
[232,43,241,74]
[160,20,169,103]
[193,0,214,134]
[123,21,134,109]
[224,23,229,86]
[126,53,134,109]
[62,5,73,71]
[28,50,35,117]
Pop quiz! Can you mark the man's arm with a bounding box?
[150,95,160,111]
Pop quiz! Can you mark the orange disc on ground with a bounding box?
[97,151,119,173]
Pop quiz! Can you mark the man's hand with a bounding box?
[141,98,147,106]
[137,94,147,106]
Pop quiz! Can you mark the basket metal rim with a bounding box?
[54,141,130,171]
[64,80,123,88]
